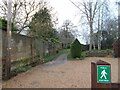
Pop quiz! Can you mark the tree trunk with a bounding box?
[93,35,96,50]
[97,9,101,50]
[89,2,95,51]
[89,22,94,51]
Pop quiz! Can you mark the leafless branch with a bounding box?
[0,0,46,33]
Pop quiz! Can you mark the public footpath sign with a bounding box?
[97,65,111,83]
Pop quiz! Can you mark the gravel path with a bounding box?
[2,54,118,88]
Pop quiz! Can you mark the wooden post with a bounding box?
[118,1,120,83]
[91,60,111,88]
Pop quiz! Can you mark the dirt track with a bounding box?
[2,53,118,88]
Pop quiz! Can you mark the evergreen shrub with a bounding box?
[70,39,82,58]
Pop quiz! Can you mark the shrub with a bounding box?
[12,66,32,73]
[70,39,82,58]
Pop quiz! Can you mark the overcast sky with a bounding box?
[47,0,118,27]
[47,0,80,27]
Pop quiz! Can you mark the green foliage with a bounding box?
[11,57,32,65]
[81,51,89,57]
[104,49,112,53]
[12,66,32,73]
[12,57,41,73]
[29,7,55,38]
[70,39,82,58]
[30,61,40,67]
[50,38,62,43]
[67,53,73,60]
[0,18,18,31]
[11,56,44,66]
[43,38,62,43]
[67,50,88,60]
[89,49,112,53]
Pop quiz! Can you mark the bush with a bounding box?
[70,39,82,58]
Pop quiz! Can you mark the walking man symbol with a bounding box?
[100,69,107,79]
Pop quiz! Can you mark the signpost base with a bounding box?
[91,60,111,88]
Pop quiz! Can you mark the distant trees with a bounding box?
[95,1,111,50]
[58,20,75,49]
[94,18,118,49]
[70,0,105,50]
[70,0,117,50]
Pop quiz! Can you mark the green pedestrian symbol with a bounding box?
[100,69,107,79]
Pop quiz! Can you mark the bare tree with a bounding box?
[59,20,75,49]
[0,0,46,33]
[69,0,105,50]
[96,1,110,50]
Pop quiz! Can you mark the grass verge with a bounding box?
[89,49,112,53]
[12,65,32,73]
[67,49,112,60]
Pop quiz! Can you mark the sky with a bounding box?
[47,0,118,27]
[47,0,80,27]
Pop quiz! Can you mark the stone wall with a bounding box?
[11,33,33,61]
[2,30,62,70]
[2,30,33,62]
